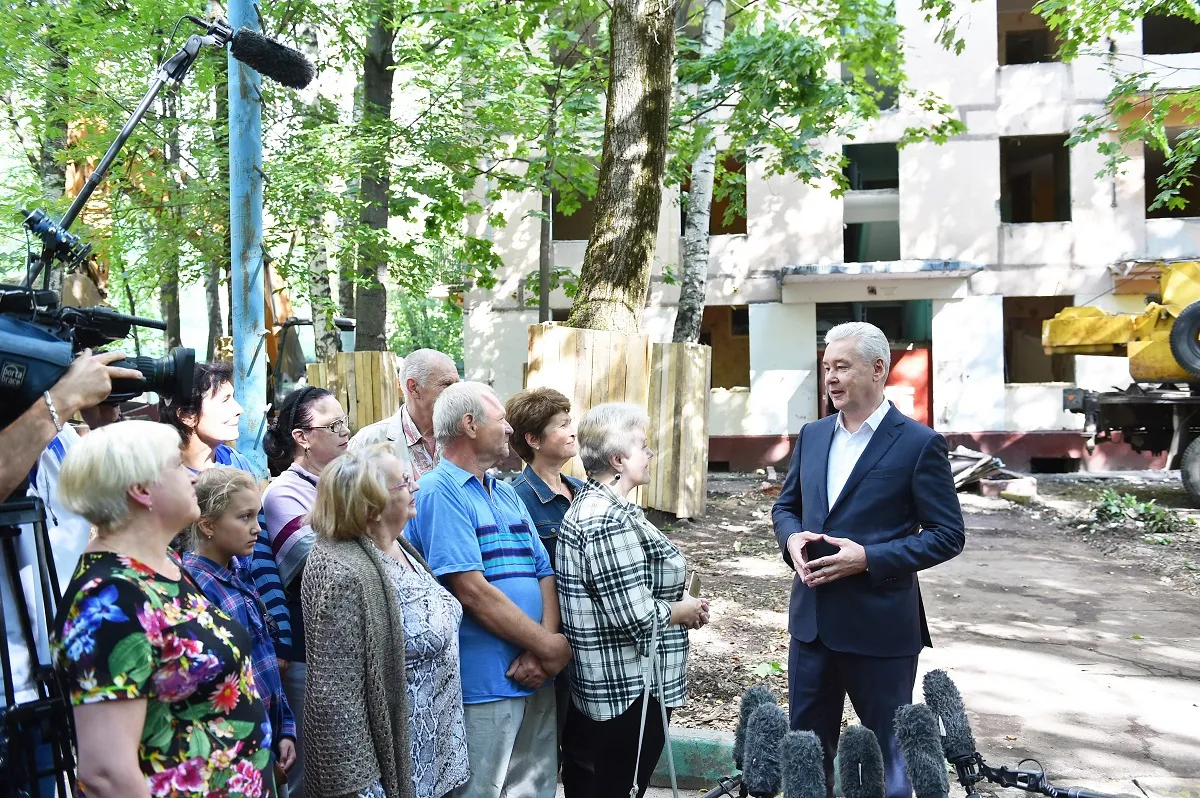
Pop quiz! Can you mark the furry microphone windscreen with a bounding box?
[743,703,789,798]
[921,670,977,762]
[837,725,886,798]
[895,704,951,798]
[229,28,317,89]
[734,686,778,770]
[781,730,826,798]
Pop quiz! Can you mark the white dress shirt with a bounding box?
[827,397,891,507]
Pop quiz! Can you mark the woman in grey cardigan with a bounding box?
[302,444,468,798]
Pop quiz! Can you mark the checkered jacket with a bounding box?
[555,478,689,721]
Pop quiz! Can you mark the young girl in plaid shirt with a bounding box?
[182,467,298,791]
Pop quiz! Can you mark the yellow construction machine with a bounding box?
[1042,259,1200,504]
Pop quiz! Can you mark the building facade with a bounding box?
[463,0,1200,473]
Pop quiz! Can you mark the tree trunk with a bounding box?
[567,0,679,333]
[354,8,396,352]
[308,224,341,361]
[538,101,556,323]
[40,33,68,293]
[159,91,182,349]
[208,32,229,360]
[671,0,726,343]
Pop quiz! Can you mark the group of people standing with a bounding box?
[48,347,709,798]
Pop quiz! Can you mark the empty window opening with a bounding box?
[1030,457,1081,474]
[816,300,932,345]
[551,308,571,322]
[1003,296,1075,383]
[552,191,596,242]
[1144,128,1200,219]
[681,154,748,236]
[1000,135,1072,223]
[844,222,901,262]
[998,0,1059,65]
[844,143,899,190]
[843,143,900,262]
[1143,13,1200,55]
[699,305,750,389]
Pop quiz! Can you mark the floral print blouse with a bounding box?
[54,552,271,798]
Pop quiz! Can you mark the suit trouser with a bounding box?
[788,636,919,798]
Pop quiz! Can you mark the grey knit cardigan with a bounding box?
[301,534,432,798]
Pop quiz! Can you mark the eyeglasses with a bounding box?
[388,475,416,492]
[305,417,349,436]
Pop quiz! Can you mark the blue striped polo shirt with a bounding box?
[406,458,553,704]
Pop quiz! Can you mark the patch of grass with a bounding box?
[1091,489,1194,541]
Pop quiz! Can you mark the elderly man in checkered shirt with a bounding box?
[555,403,710,798]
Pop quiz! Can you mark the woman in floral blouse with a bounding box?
[54,420,272,798]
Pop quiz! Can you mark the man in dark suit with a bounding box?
[772,322,965,798]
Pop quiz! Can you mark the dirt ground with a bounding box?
[664,470,1200,782]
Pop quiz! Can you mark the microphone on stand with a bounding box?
[229,27,317,89]
[837,725,886,798]
[895,703,951,798]
[743,703,789,798]
[734,685,777,771]
[781,730,826,798]
[922,669,978,764]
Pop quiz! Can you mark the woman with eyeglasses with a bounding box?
[302,444,467,798]
[262,386,351,798]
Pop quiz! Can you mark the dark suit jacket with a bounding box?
[771,404,965,657]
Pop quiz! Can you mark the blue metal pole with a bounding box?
[228,0,268,477]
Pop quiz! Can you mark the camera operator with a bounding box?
[0,349,141,501]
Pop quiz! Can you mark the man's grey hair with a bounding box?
[825,322,891,378]
[577,402,651,475]
[433,381,498,446]
[401,348,456,398]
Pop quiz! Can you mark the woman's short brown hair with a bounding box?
[505,388,572,463]
[310,444,403,541]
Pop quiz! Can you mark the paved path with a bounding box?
[919,496,1200,785]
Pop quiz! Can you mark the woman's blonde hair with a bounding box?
[311,444,408,541]
[59,420,183,529]
[183,467,260,551]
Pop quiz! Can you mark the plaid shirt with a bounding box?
[181,553,297,743]
[556,478,689,721]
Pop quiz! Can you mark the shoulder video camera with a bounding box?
[0,284,194,429]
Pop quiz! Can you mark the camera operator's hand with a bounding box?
[49,349,143,418]
[0,349,142,500]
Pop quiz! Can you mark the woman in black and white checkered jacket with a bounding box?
[555,403,711,798]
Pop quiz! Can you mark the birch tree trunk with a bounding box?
[566,0,678,333]
[671,0,726,343]
[307,224,340,361]
[354,7,396,351]
[159,91,182,349]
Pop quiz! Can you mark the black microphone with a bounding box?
[734,685,777,770]
[837,725,886,798]
[921,669,977,762]
[743,703,788,798]
[781,730,826,798]
[895,704,951,798]
[229,28,316,89]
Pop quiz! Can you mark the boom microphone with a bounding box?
[921,670,977,762]
[743,703,788,798]
[229,28,316,89]
[781,730,826,798]
[895,704,951,798]
[734,685,777,770]
[837,725,886,798]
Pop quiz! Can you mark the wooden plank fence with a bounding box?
[526,323,711,518]
[305,351,401,434]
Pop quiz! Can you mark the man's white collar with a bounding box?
[835,397,890,434]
